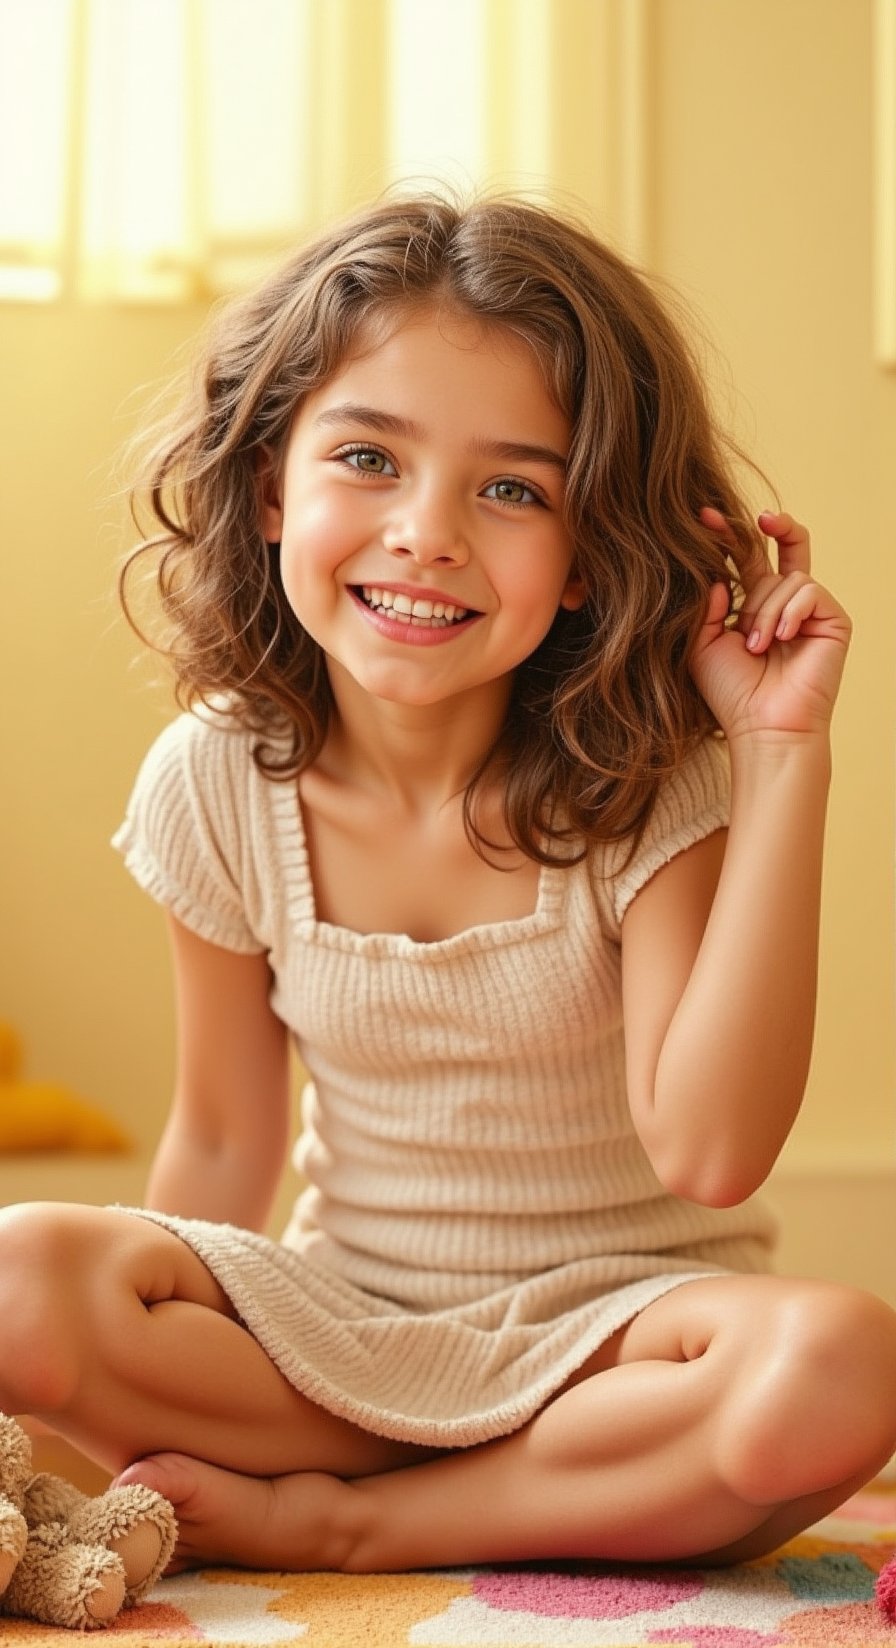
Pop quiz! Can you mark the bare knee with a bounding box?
[0,1202,98,1412]
[718,1281,896,1505]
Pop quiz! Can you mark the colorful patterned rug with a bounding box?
[3,1486,894,1645]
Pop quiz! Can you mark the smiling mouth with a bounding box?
[354,586,479,628]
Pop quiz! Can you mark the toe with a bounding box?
[114,1452,198,1511]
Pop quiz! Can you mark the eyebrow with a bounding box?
[314,402,568,472]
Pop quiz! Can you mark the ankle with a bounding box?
[333,1479,388,1573]
[297,1475,372,1572]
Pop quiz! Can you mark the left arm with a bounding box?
[621,510,850,1207]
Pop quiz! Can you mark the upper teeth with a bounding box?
[361,587,469,624]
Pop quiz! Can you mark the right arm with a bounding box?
[621,511,849,1208]
[145,914,291,1231]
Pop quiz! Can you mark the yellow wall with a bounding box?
[1,2,893,1205]
[650,0,896,1172]
[0,306,205,1153]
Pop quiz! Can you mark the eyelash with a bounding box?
[333,444,546,510]
[336,444,398,481]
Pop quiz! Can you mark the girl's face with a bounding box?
[260,306,584,711]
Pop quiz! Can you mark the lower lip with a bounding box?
[348,589,482,647]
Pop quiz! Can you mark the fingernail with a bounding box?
[748,630,761,651]
[776,619,787,639]
[758,510,775,525]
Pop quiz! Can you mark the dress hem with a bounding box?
[114,1206,736,1448]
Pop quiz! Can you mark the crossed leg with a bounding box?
[2,1202,895,1575]
[0,1203,435,1479]
[120,1272,896,1573]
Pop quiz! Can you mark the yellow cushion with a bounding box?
[0,1023,22,1082]
[0,1083,131,1153]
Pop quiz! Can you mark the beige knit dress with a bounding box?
[112,713,776,1447]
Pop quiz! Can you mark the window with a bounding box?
[0,0,558,303]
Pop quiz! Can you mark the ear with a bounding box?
[559,571,587,612]
[256,445,284,542]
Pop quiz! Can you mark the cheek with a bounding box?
[284,481,374,561]
[279,498,343,596]
[506,543,576,624]
[283,486,335,542]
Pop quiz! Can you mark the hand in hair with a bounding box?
[688,507,852,743]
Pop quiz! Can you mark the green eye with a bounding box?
[350,449,389,473]
[485,478,538,506]
[339,445,396,476]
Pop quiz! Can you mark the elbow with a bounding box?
[663,1168,761,1209]
[649,1142,768,1209]
[633,1071,786,1208]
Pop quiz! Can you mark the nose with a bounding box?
[381,483,469,567]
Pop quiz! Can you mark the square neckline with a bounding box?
[268,776,569,956]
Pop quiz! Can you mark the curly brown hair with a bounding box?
[121,192,770,865]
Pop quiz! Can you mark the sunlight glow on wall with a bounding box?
[81,0,314,299]
[0,0,73,299]
[81,0,191,299]
[0,0,560,303]
[0,0,318,302]
[386,0,485,193]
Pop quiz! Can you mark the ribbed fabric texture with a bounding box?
[113,712,777,1446]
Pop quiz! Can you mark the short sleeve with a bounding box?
[112,714,266,954]
[608,737,730,929]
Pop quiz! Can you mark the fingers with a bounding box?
[700,505,829,653]
[699,505,735,539]
[700,505,811,579]
[740,570,825,653]
[699,504,745,556]
[699,504,772,580]
[703,581,731,630]
[757,509,811,576]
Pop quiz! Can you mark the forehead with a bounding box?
[303,304,570,442]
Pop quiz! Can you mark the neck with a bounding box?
[320,662,513,814]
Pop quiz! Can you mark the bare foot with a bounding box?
[113,1454,354,1573]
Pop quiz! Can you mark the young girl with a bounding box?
[3,194,895,1578]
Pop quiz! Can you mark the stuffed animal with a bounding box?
[0,1023,131,1153]
[0,1412,177,1629]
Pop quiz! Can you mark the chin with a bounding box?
[352,666,466,709]
[370,681,454,708]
